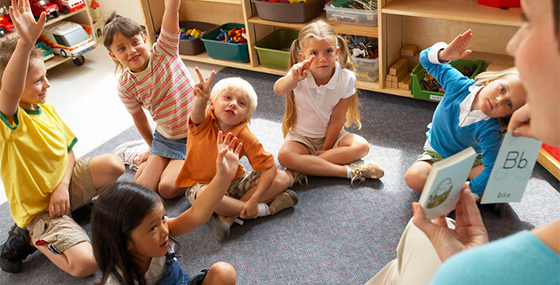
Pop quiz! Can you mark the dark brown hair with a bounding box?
[92,182,163,285]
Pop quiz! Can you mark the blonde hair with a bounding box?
[473,67,522,127]
[210,77,258,122]
[282,20,361,137]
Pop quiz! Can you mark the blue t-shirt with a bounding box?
[431,231,560,284]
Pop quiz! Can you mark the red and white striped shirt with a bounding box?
[117,27,194,139]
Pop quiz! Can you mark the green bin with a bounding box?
[254,30,299,70]
[201,23,249,63]
[411,60,484,102]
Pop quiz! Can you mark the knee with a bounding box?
[158,181,184,199]
[99,153,126,177]
[355,141,370,157]
[275,170,291,189]
[277,150,295,168]
[208,262,236,285]
[68,256,97,278]
[404,168,425,192]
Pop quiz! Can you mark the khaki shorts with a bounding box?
[284,129,350,154]
[185,171,262,204]
[26,157,96,254]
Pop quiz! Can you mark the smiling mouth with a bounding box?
[226,110,235,116]
[161,239,168,248]
[488,99,494,110]
[129,55,140,62]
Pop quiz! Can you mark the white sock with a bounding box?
[257,203,271,217]
[346,165,352,179]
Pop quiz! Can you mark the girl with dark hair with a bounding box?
[92,132,240,285]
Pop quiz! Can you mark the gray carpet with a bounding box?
[1,67,558,284]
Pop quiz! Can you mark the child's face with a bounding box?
[300,37,339,85]
[507,0,560,145]
[210,90,250,131]
[20,58,50,110]
[127,201,169,265]
[108,32,150,73]
[476,77,526,118]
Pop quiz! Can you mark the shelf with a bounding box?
[382,0,522,27]
[248,15,378,38]
[44,55,72,70]
[537,148,560,180]
[44,7,89,26]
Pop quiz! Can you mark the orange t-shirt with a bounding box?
[175,108,275,188]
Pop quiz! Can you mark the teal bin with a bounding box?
[254,29,299,70]
[201,23,249,63]
[411,60,484,102]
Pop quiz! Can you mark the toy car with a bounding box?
[39,21,96,66]
[0,14,14,37]
[52,0,86,14]
[31,0,60,20]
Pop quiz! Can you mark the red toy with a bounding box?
[478,0,520,8]
[51,0,86,14]
[0,14,14,37]
[31,0,60,20]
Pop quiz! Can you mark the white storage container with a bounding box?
[324,0,377,26]
[354,56,378,82]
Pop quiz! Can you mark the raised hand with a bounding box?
[439,29,473,62]
[508,103,533,137]
[9,0,46,46]
[290,56,315,82]
[216,131,242,182]
[193,66,215,101]
[412,186,489,262]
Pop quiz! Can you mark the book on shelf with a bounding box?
[481,131,542,204]
[418,147,477,220]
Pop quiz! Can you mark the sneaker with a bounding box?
[113,140,150,171]
[286,169,308,187]
[350,161,384,185]
[0,224,37,273]
[269,190,299,215]
[209,214,233,242]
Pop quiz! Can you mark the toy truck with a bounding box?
[31,0,60,20]
[52,0,86,14]
[0,15,14,37]
[39,21,96,66]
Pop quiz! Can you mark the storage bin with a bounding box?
[200,23,249,63]
[324,0,377,26]
[251,0,325,23]
[178,21,218,55]
[411,60,485,102]
[353,56,378,82]
[254,29,298,70]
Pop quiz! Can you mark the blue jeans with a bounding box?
[150,130,187,160]
[156,253,208,285]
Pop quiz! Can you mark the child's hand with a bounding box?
[439,29,473,62]
[9,0,46,46]
[290,56,315,82]
[48,183,70,219]
[216,131,243,182]
[137,150,150,166]
[240,199,258,219]
[193,67,215,101]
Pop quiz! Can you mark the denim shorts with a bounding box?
[150,131,187,160]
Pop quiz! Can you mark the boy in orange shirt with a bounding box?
[175,69,298,242]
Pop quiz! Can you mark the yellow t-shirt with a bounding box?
[0,102,77,227]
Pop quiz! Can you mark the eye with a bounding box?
[132,40,140,46]
[506,101,513,109]
[498,85,506,94]
[239,101,246,106]
[118,46,125,52]
[150,225,157,232]
[326,49,334,54]
[311,51,318,56]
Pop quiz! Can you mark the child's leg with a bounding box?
[278,141,348,177]
[134,154,170,192]
[35,240,96,278]
[316,133,370,165]
[405,161,433,191]
[202,262,236,285]
[87,153,125,194]
[157,159,186,199]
